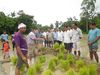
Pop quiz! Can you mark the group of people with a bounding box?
[27,23,83,57]
[0,22,100,75]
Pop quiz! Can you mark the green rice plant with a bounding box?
[51,56,58,65]
[42,69,54,75]
[35,61,42,72]
[37,55,46,64]
[79,66,89,75]
[53,42,60,51]
[67,54,75,65]
[60,60,70,71]
[88,64,97,75]
[10,55,18,65]
[76,59,85,68]
[59,43,65,53]
[27,67,36,75]
[58,52,65,60]
[67,69,75,75]
[48,59,56,71]
[20,64,26,73]
[41,47,47,51]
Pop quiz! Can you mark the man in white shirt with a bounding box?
[42,30,48,47]
[27,29,36,65]
[47,29,53,47]
[63,26,72,53]
[72,23,82,57]
[57,29,63,45]
[68,26,73,53]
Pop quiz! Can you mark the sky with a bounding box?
[0,0,100,25]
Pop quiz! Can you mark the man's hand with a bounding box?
[22,56,29,68]
[22,56,27,63]
[79,37,82,39]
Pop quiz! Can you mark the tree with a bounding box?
[16,11,34,33]
[0,11,38,34]
[41,25,50,31]
[55,21,59,28]
[0,12,6,34]
[80,0,96,32]
[50,23,54,29]
[11,11,16,18]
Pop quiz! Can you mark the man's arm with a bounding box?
[79,29,83,39]
[16,44,26,58]
[92,29,100,44]
[88,29,100,45]
[92,36,100,44]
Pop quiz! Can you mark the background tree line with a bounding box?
[0,0,100,34]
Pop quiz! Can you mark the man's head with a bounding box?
[18,23,26,33]
[3,31,6,34]
[89,22,96,29]
[54,28,57,32]
[64,26,68,31]
[72,23,78,29]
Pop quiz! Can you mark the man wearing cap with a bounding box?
[14,23,29,75]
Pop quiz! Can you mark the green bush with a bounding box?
[48,59,56,71]
[53,42,60,51]
[27,67,36,75]
[10,55,18,65]
[42,69,54,75]
[38,55,46,64]
[67,69,75,75]
[51,56,58,65]
[58,52,65,60]
[89,64,97,75]
[35,62,42,72]
[60,60,70,71]
[20,64,26,73]
[76,59,85,68]
[79,66,89,75]
[59,43,65,53]
[67,54,75,65]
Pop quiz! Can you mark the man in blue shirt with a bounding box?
[1,31,8,41]
[88,22,100,63]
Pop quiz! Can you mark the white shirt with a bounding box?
[57,31,63,42]
[27,32,36,44]
[42,32,47,38]
[71,28,82,43]
[63,30,71,43]
[68,29,73,43]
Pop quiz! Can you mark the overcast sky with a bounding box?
[0,0,100,25]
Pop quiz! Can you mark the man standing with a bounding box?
[27,29,36,65]
[53,29,58,44]
[1,31,8,41]
[88,22,100,63]
[72,23,83,57]
[14,23,29,75]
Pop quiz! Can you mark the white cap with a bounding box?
[18,23,26,29]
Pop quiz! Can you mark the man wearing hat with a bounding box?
[14,23,29,75]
